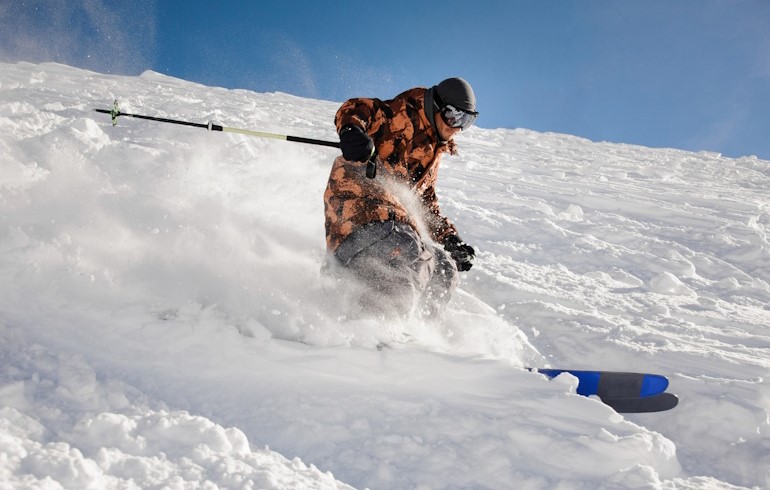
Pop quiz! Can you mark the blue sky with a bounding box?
[3,1,769,160]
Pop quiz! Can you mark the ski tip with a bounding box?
[640,374,669,397]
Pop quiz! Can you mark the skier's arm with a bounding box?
[335,98,380,133]
[335,98,384,162]
[422,184,475,271]
[421,183,458,243]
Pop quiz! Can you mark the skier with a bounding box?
[324,77,478,319]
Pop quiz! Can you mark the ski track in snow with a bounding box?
[0,62,768,489]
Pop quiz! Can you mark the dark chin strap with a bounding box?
[425,86,446,143]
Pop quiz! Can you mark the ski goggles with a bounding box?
[440,104,478,130]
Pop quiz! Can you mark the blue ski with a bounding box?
[531,369,670,399]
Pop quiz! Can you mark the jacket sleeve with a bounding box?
[420,183,458,243]
[335,98,382,134]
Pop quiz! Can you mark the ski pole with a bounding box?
[93,100,341,149]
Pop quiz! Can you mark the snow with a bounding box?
[1,61,768,489]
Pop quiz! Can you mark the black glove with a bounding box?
[339,125,375,162]
[442,235,475,272]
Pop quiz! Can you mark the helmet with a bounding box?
[434,77,476,113]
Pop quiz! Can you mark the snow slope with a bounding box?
[1,62,768,489]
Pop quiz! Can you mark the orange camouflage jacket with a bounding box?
[323,87,459,253]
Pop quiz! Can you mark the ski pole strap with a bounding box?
[93,102,341,149]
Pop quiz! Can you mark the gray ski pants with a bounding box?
[332,220,458,319]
